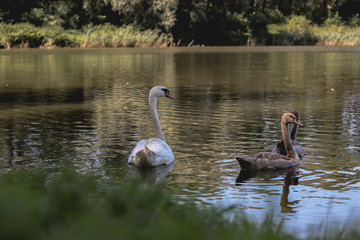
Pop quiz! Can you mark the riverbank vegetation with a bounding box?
[0,170,359,240]
[0,23,172,48]
[1,0,360,48]
[268,15,360,46]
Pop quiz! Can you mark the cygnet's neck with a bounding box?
[281,119,298,161]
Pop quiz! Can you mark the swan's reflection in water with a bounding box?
[127,162,174,187]
[280,169,300,213]
[236,168,300,213]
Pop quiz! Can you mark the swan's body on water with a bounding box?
[129,138,174,166]
[128,86,176,167]
[272,111,305,159]
[236,112,303,171]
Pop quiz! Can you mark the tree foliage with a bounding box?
[0,0,359,45]
[103,0,178,32]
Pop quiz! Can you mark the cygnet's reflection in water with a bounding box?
[127,162,174,187]
[236,168,300,214]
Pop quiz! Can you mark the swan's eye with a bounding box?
[162,89,169,94]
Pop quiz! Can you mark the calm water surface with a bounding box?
[1,47,360,237]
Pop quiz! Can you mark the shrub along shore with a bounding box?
[266,15,360,46]
[266,24,360,46]
[0,23,173,49]
[1,20,360,49]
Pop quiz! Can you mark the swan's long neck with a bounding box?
[281,120,298,161]
[290,113,300,140]
[290,123,298,141]
[149,94,165,142]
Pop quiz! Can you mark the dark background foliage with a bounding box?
[1,0,359,45]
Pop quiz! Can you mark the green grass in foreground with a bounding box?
[0,171,359,240]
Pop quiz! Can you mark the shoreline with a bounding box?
[1,22,360,49]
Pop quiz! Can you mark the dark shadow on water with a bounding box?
[127,162,174,187]
[0,88,85,106]
[236,167,300,213]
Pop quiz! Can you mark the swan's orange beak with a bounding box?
[294,119,303,126]
[165,92,176,100]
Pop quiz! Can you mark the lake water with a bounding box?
[1,47,359,237]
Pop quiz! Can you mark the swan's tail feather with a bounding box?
[134,146,156,167]
[236,155,257,170]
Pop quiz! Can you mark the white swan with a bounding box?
[128,86,176,167]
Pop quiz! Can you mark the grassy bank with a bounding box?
[0,23,172,48]
[267,16,360,46]
[312,25,360,46]
[81,24,172,48]
[1,22,360,48]
[268,24,360,46]
[0,170,359,240]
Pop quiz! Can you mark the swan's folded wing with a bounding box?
[146,138,174,165]
[128,139,148,164]
[267,159,300,169]
[128,138,174,166]
[254,152,290,160]
[236,153,299,171]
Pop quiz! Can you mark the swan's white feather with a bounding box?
[128,138,174,166]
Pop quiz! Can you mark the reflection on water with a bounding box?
[128,162,174,188]
[236,168,300,214]
[0,47,360,237]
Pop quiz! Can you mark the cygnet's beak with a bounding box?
[165,91,176,100]
[294,119,303,126]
